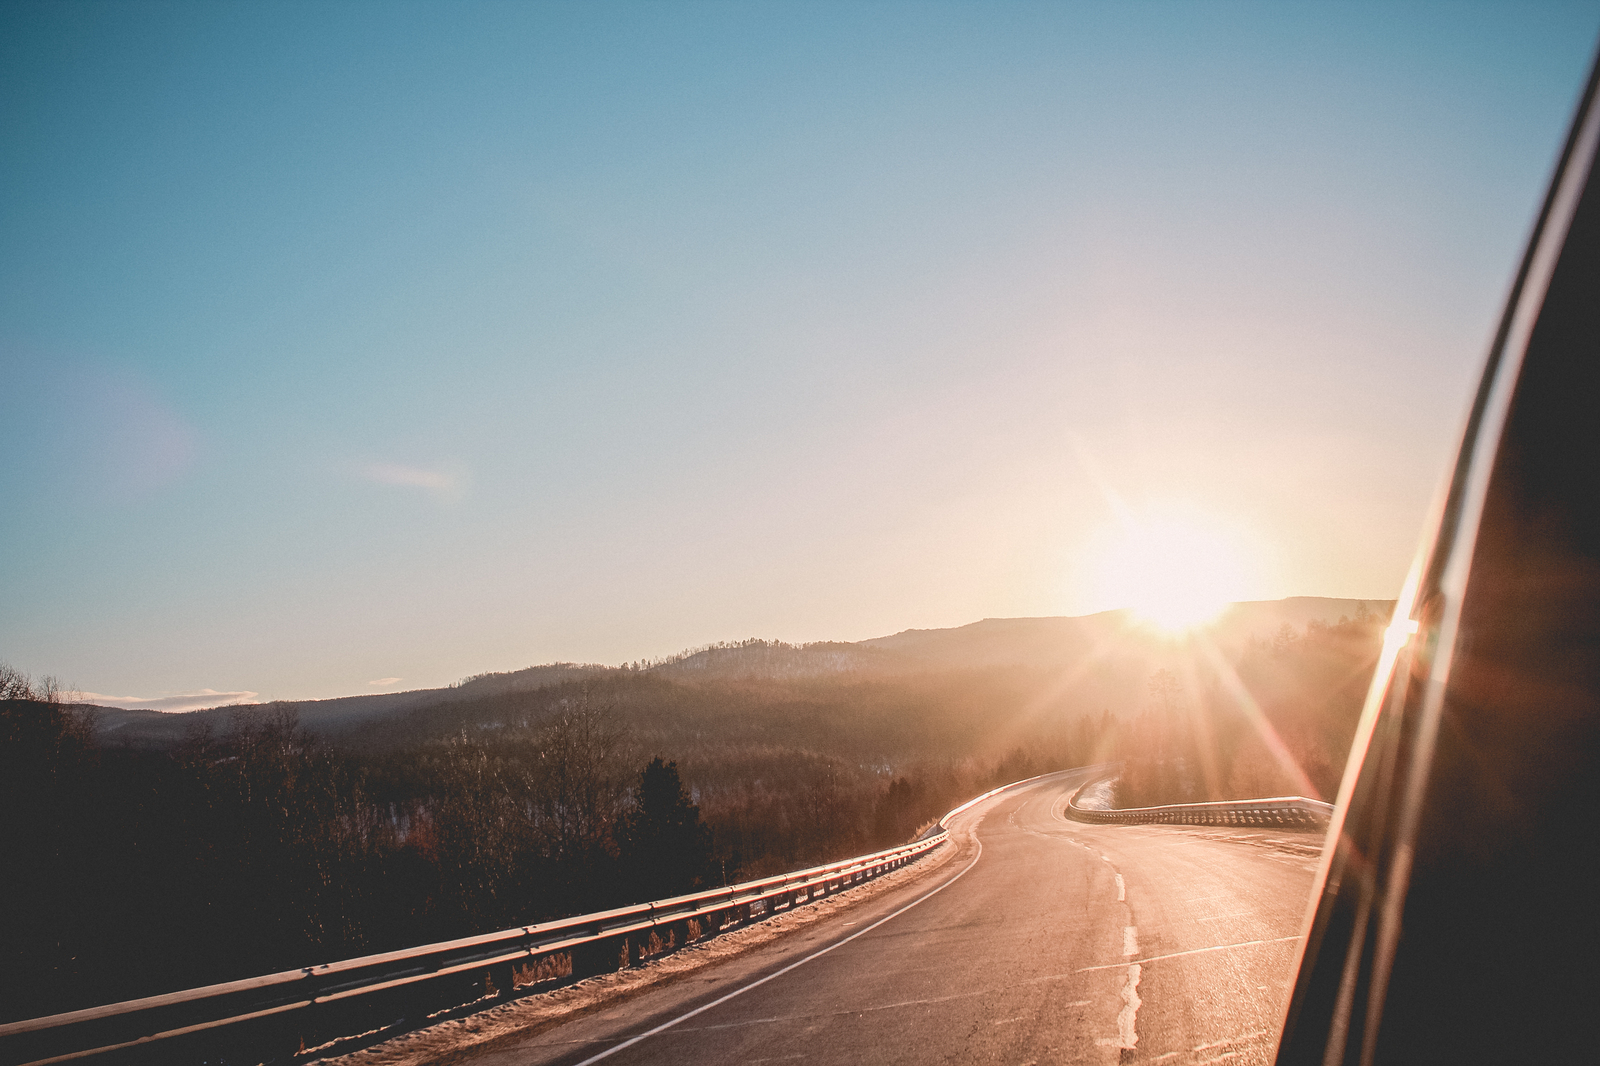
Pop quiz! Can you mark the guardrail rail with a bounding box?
[1065,773,1334,828]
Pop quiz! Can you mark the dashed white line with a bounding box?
[1095,963,1143,1050]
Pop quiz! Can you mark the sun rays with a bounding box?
[1079,502,1267,635]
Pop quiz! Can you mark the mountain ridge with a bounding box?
[81,596,1392,747]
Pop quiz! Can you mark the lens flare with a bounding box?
[1082,505,1261,633]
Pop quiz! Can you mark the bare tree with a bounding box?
[0,661,38,700]
[532,687,629,865]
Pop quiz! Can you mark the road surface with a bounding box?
[463,768,1323,1066]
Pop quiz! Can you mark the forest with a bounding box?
[0,605,1383,1024]
[1112,606,1386,807]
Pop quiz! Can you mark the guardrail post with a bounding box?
[397,977,435,1023]
[571,935,623,979]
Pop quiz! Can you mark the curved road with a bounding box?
[467,768,1323,1066]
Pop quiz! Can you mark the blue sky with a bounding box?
[3,1,1598,707]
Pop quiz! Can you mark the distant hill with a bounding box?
[85,664,613,749]
[81,596,1391,748]
[862,597,1388,668]
[86,688,446,749]
[652,639,899,679]
[652,597,1389,679]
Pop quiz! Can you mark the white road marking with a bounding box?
[1076,934,1300,972]
[1119,964,1143,1048]
[568,820,989,1065]
[667,932,1295,1031]
[1114,874,1125,901]
[662,973,1094,1036]
[1094,963,1142,1049]
[668,980,1001,1033]
[1193,1028,1271,1052]
[1095,924,1146,1051]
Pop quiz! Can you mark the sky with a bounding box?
[3,1,1598,709]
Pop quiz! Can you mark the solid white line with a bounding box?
[623,971,1006,1036]
[569,825,988,1066]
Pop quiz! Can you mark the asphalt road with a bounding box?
[468,769,1324,1066]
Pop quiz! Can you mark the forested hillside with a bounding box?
[1113,606,1387,807]
[0,599,1386,1023]
[0,672,1100,1023]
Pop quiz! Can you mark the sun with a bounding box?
[1080,505,1259,634]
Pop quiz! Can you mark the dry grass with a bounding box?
[511,954,571,990]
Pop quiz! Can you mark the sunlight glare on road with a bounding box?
[1083,505,1261,634]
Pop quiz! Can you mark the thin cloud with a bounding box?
[360,462,461,494]
[80,689,259,713]
[367,677,402,687]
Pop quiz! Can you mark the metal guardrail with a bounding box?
[2,808,970,1066]
[1064,774,1334,829]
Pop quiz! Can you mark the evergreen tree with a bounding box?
[617,757,713,900]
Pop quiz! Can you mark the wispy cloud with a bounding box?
[359,461,464,496]
[367,677,402,687]
[80,689,259,713]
